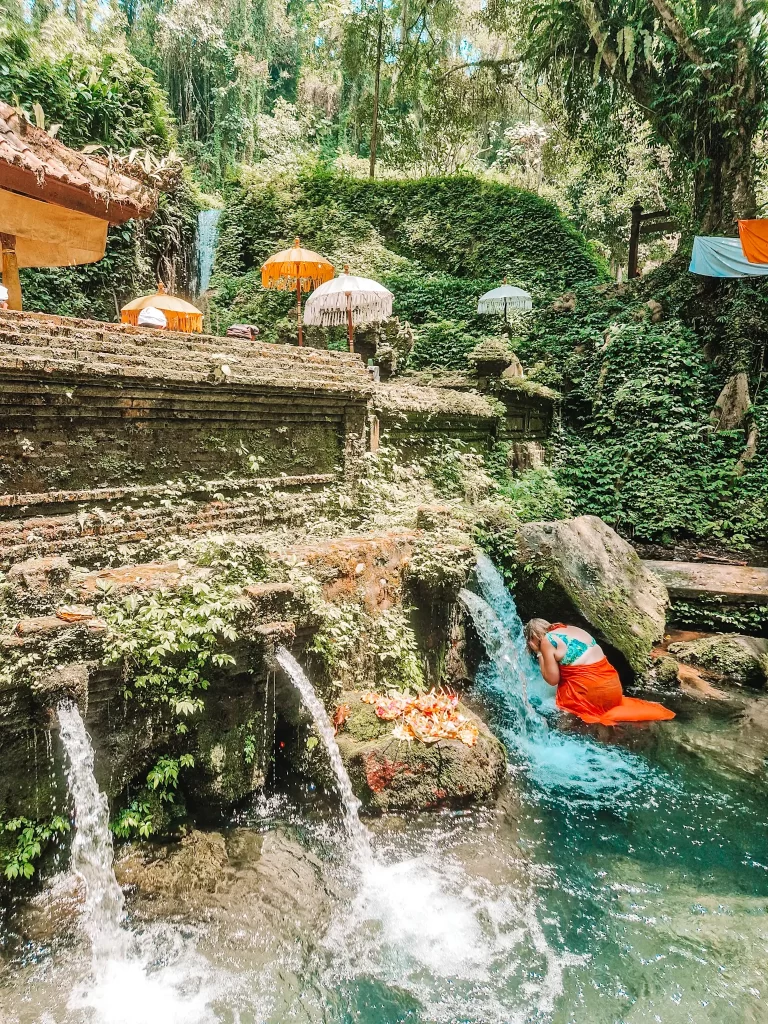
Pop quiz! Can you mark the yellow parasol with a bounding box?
[261,237,334,346]
[121,282,203,333]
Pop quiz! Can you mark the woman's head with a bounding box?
[524,618,551,652]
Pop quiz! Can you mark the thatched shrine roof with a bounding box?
[0,101,155,224]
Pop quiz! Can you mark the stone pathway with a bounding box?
[644,560,768,602]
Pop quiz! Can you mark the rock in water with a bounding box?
[669,634,768,688]
[335,690,506,811]
[516,515,667,672]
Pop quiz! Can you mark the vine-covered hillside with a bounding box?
[209,167,607,359]
[520,265,768,548]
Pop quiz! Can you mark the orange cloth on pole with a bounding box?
[738,220,768,265]
[556,657,675,726]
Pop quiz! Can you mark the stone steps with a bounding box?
[0,309,371,397]
[0,483,335,568]
[0,335,369,394]
[645,560,768,604]
[0,310,364,365]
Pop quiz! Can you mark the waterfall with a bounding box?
[196,209,221,296]
[58,702,217,1023]
[275,647,372,861]
[461,555,652,802]
[57,702,128,961]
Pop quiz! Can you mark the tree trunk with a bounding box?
[698,133,757,235]
[368,2,384,180]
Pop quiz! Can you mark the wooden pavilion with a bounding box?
[0,101,156,310]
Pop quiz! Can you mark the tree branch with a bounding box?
[649,0,710,75]
[575,0,619,74]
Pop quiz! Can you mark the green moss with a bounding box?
[668,634,768,685]
[341,700,392,744]
[494,377,561,401]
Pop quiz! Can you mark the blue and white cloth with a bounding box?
[689,236,768,278]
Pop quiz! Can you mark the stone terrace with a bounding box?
[0,308,372,498]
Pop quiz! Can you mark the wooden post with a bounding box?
[0,233,22,311]
[628,200,642,279]
[346,293,354,352]
[296,271,303,347]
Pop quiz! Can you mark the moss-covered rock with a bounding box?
[515,515,668,672]
[335,690,506,811]
[668,634,768,688]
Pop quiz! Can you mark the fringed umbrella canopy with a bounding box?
[305,269,393,352]
[261,237,334,346]
[477,282,533,317]
[261,238,334,292]
[121,282,203,333]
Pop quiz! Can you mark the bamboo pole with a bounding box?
[0,233,22,311]
[346,293,354,352]
[296,267,303,347]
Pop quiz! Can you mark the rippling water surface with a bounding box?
[1,571,767,1022]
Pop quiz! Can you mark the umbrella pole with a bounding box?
[296,271,303,347]
[346,293,354,353]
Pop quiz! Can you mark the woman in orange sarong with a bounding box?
[524,618,675,726]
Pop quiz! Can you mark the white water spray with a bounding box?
[57,702,217,1024]
[57,702,127,961]
[275,647,372,861]
[461,555,654,802]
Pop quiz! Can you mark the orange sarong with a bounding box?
[556,657,675,726]
[738,220,768,265]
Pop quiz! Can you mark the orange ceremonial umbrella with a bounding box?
[121,282,203,333]
[261,237,334,346]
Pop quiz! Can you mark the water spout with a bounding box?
[57,702,127,961]
[275,647,372,861]
[196,209,221,296]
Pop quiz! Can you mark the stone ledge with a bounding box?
[0,473,336,510]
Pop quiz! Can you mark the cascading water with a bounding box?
[57,702,128,961]
[196,209,221,296]
[275,647,372,861]
[461,554,654,803]
[57,702,216,1024]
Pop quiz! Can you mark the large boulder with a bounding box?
[335,690,506,811]
[669,634,768,688]
[516,515,668,672]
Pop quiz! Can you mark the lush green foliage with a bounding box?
[102,582,248,726]
[520,272,768,546]
[0,16,173,151]
[111,754,194,839]
[514,0,768,231]
[0,815,69,881]
[211,165,605,354]
[668,599,768,638]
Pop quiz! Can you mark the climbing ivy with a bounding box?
[519,274,768,547]
[0,815,70,881]
[210,165,606,353]
[101,582,248,727]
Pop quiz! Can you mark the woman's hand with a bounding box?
[528,634,541,654]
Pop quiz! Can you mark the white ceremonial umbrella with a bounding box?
[477,280,533,320]
[304,266,394,352]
